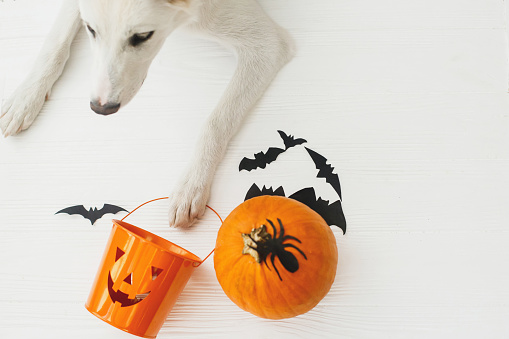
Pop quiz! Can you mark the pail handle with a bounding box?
[121,197,223,267]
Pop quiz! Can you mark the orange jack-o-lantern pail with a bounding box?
[85,198,220,338]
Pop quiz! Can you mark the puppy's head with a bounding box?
[79,0,191,115]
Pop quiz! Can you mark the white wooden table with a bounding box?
[1,0,508,338]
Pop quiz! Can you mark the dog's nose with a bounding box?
[90,101,121,115]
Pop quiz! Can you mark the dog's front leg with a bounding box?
[0,1,81,137]
[167,0,294,227]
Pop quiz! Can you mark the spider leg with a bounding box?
[271,253,283,281]
[263,257,271,271]
[266,219,278,239]
[277,218,285,237]
[282,235,302,244]
[283,243,308,260]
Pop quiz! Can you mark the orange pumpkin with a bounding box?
[214,195,338,319]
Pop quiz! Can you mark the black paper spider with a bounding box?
[254,218,308,281]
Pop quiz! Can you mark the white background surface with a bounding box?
[1,0,509,338]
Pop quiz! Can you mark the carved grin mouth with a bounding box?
[107,272,150,307]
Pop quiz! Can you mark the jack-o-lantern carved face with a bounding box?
[91,221,201,314]
[86,219,204,339]
[107,247,164,307]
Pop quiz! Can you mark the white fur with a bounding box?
[0,0,294,227]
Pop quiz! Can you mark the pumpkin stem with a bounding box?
[241,225,271,263]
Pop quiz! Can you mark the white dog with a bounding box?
[0,0,294,227]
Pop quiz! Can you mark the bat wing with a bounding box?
[55,205,89,218]
[289,187,346,233]
[305,147,342,200]
[99,204,128,216]
[92,204,128,224]
[324,200,347,234]
[245,183,286,201]
[239,157,258,171]
[239,147,285,171]
[277,130,307,149]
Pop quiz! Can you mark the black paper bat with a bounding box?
[289,187,346,234]
[305,147,342,200]
[244,183,346,233]
[239,130,307,171]
[55,204,128,225]
[278,130,307,150]
[239,147,285,171]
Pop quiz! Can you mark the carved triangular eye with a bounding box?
[151,266,163,280]
[115,248,125,262]
[123,273,133,285]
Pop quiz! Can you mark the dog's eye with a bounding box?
[129,31,154,47]
[86,24,96,38]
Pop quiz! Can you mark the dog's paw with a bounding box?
[1,81,48,137]
[168,176,211,228]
